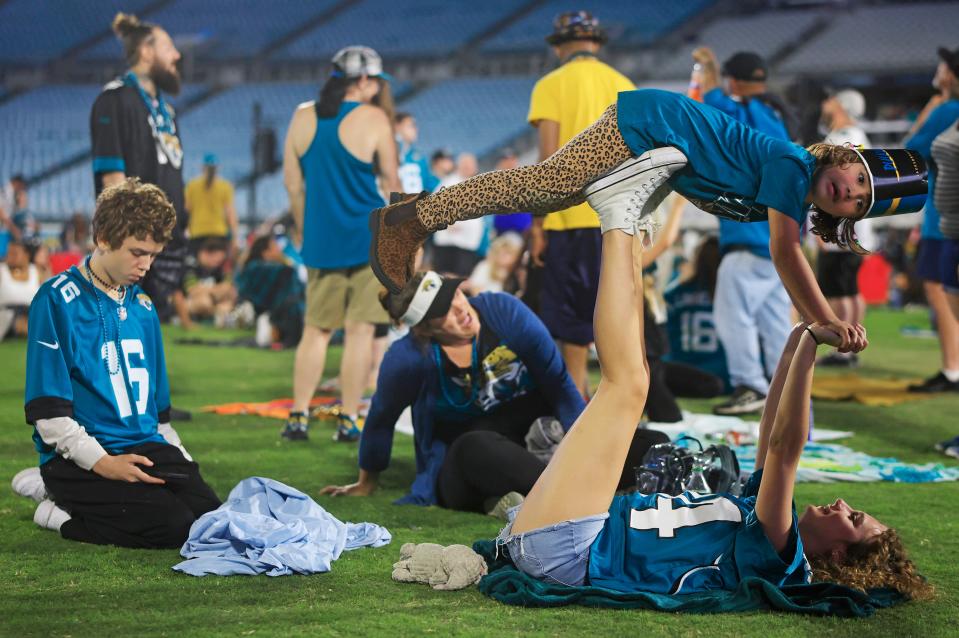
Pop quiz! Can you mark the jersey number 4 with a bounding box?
[630,494,742,538]
[104,339,149,418]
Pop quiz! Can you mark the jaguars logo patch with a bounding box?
[137,293,153,310]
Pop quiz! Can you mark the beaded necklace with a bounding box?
[87,258,125,299]
[84,257,124,376]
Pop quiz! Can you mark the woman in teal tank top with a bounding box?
[281,45,402,444]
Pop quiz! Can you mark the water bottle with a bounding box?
[688,63,704,102]
[684,454,711,493]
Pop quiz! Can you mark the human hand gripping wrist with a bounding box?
[818,319,867,353]
[92,454,165,484]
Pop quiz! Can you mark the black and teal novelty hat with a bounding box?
[850,148,928,218]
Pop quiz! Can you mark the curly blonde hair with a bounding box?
[92,177,176,249]
[806,143,869,255]
[808,528,933,600]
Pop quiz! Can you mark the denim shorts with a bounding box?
[495,509,608,587]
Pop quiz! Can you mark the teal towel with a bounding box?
[472,540,904,617]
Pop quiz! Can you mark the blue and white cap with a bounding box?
[850,148,928,218]
[331,45,391,82]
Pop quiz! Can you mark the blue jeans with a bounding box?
[714,251,791,395]
[495,509,608,586]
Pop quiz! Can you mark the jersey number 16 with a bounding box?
[104,339,149,418]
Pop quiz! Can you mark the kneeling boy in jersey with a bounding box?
[24,178,221,548]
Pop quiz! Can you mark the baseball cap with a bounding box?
[399,271,465,327]
[832,89,866,121]
[721,52,767,82]
[850,148,928,218]
[545,11,607,46]
[331,45,393,82]
[202,152,218,166]
[938,46,959,77]
[431,148,453,163]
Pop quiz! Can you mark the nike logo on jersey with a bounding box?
[37,340,60,350]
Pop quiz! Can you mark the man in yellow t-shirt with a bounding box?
[527,11,634,396]
[184,153,238,252]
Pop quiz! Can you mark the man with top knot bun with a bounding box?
[90,13,187,326]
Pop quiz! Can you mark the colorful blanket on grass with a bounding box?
[733,442,959,483]
[647,412,957,483]
[200,397,369,420]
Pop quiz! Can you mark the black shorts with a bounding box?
[539,228,602,345]
[916,238,945,283]
[816,251,862,298]
[940,238,959,293]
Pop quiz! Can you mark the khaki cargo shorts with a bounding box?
[305,264,388,330]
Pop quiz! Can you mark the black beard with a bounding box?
[151,64,181,96]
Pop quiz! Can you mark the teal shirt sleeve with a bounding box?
[24,285,75,423]
[704,88,737,116]
[904,100,959,158]
[754,156,811,225]
[733,509,807,586]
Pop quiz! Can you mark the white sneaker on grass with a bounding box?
[34,499,71,533]
[12,467,48,503]
[584,147,688,235]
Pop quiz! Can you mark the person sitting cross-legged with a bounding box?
[17,178,220,548]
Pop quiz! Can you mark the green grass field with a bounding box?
[1,308,957,637]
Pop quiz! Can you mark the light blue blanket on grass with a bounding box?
[173,477,391,576]
[733,443,959,483]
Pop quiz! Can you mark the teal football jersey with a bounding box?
[587,470,811,593]
[25,265,170,464]
[663,279,731,392]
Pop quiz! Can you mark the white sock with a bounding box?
[34,499,71,533]
[943,369,959,383]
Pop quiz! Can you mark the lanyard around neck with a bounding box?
[123,71,174,134]
[433,338,480,410]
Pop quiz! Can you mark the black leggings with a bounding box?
[436,422,669,512]
[646,358,725,423]
[437,430,545,512]
[41,442,221,549]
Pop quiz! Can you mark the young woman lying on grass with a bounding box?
[490,229,930,598]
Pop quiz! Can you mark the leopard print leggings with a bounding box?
[417,104,634,231]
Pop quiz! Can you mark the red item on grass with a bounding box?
[858,253,892,305]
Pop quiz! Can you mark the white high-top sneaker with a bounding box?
[584,147,688,235]
[11,467,48,503]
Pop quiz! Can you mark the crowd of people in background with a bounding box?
[3,10,951,607]
[1,25,956,413]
